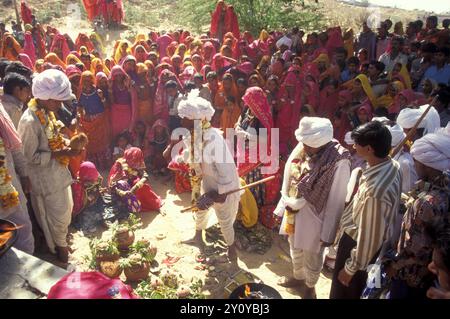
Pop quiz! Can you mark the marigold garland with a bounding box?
[28,99,70,166]
[0,138,19,209]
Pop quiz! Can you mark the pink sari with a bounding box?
[109,65,138,138]
[22,31,36,65]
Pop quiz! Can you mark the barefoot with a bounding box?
[181,231,204,248]
[277,276,305,288]
[228,243,238,264]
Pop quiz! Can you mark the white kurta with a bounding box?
[274,143,351,253]
[393,151,418,194]
[190,128,241,246]
[17,108,73,253]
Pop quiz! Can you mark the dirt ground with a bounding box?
[33,171,332,299]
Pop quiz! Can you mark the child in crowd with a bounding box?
[112,132,132,161]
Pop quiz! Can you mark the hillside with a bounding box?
[0,0,433,38]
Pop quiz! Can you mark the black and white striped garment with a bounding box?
[340,158,402,275]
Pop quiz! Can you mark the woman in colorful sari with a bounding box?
[302,80,320,112]
[22,31,36,65]
[121,55,139,83]
[202,41,217,66]
[351,74,378,108]
[131,34,149,55]
[134,45,148,64]
[153,69,181,126]
[31,27,47,59]
[44,52,67,70]
[283,66,303,149]
[49,33,70,61]
[109,65,138,140]
[66,53,82,67]
[0,33,21,61]
[89,32,106,57]
[389,62,412,89]
[82,0,99,21]
[108,147,162,212]
[147,119,170,174]
[216,73,241,135]
[210,0,227,41]
[343,28,355,59]
[266,75,291,158]
[78,71,111,170]
[66,65,82,97]
[235,87,281,212]
[390,89,427,116]
[332,90,354,144]
[114,40,131,64]
[376,80,405,110]
[75,33,95,53]
[316,78,339,119]
[135,63,153,125]
[91,58,110,77]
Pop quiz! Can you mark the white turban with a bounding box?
[276,36,292,49]
[388,123,406,147]
[372,116,390,124]
[411,123,450,172]
[32,69,72,101]
[396,104,441,135]
[344,131,354,145]
[177,89,215,121]
[295,117,333,148]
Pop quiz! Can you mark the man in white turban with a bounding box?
[396,104,441,140]
[276,35,293,51]
[388,123,418,193]
[17,69,81,263]
[168,90,241,265]
[388,123,450,299]
[274,117,351,298]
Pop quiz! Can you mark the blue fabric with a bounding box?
[423,64,450,87]
[79,92,105,116]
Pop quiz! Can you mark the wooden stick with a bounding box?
[391,95,438,158]
[181,175,276,213]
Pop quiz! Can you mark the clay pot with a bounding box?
[116,228,135,251]
[124,262,150,282]
[99,260,122,279]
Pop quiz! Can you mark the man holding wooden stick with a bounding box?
[168,90,241,264]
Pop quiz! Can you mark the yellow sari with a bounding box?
[389,64,412,89]
[354,74,378,107]
[66,53,83,66]
[237,178,258,228]
[90,58,110,76]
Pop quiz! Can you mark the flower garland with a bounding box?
[28,99,69,166]
[0,137,19,209]
[187,120,212,209]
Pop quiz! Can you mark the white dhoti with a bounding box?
[288,235,325,288]
[194,194,240,246]
[30,186,73,253]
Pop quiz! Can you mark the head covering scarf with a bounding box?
[18,53,34,70]
[44,52,67,70]
[91,58,110,76]
[410,123,450,171]
[22,31,36,65]
[66,64,82,80]
[32,69,73,101]
[276,36,292,49]
[49,33,70,61]
[354,74,377,107]
[242,87,274,130]
[77,161,100,183]
[177,89,215,121]
[295,117,333,147]
[397,104,441,134]
[95,71,108,86]
[66,53,83,66]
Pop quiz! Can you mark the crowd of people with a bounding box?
[1,0,450,299]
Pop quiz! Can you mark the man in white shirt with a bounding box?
[274,117,351,298]
[378,36,408,73]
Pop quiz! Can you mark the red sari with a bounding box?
[108,147,162,212]
[20,1,33,25]
[82,0,98,21]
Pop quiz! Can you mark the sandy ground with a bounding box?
[33,171,332,299]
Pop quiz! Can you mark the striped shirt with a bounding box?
[340,158,402,275]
